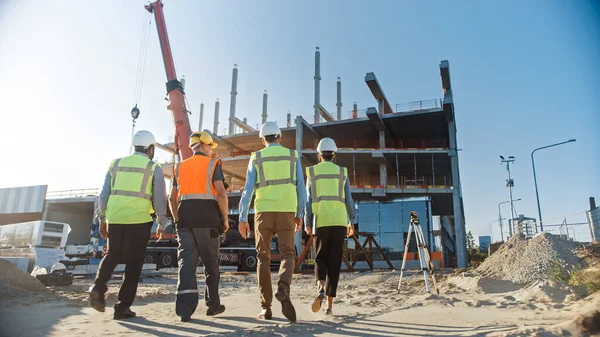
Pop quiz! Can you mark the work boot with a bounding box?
[113,308,137,320]
[88,286,106,313]
[257,307,273,320]
[206,304,226,316]
[311,289,325,313]
[275,287,296,322]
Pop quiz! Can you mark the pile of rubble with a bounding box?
[475,233,583,284]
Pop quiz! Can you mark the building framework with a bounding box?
[156,50,467,268]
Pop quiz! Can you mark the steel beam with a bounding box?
[205,131,245,152]
[230,116,257,133]
[366,107,394,142]
[316,103,335,123]
[365,72,393,114]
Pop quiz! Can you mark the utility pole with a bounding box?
[500,155,516,236]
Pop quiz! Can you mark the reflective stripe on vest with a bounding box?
[308,167,345,203]
[110,159,155,200]
[254,149,296,188]
[175,157,218,201]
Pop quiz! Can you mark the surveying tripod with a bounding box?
[397,211,439,294]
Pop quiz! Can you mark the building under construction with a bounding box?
[159,48,468,269]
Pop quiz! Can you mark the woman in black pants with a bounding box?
[304,138,356,316]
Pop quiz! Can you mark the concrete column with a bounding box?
[213,99,219,135]
[314,47,321,124]
[380,163,387,187]
[336,77,342,120]
[379,129,387,189]
[228,65,238,135]
[449,120,467,268]
[198,103,204,131]
[262,90,268,124]
[294,116,304,257]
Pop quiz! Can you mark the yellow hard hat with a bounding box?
[189,131,218,150]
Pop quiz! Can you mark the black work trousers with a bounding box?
[175,227,221,319]
[93,222,152,313]
[314,225,346,298]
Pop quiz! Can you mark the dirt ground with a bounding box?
[1,270,599,337]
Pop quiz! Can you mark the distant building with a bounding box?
[479,236,491,253]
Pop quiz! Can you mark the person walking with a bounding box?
[169,131,229,322]
[89,130,168,320]
[304,137,356,316]
[238,121,305,322]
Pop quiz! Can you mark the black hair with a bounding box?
[321,151,335,161]
[264,135,280,143]
[134,145,154,154]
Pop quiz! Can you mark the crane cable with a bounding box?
[131,10,152,126]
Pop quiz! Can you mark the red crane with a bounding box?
[145,0,193,160]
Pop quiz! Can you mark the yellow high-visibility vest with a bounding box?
[106,154,158,224]
[252,146,298,213]
[307,161,348,227]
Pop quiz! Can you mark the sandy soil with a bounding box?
[1,270,599,337]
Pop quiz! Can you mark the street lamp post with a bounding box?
[531,139,576,232]
[498,198,521,241]
[489,218,507,242]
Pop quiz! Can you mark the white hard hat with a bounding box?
[317,137,338,153]
[132,130,156,148]
[259,121,281,138]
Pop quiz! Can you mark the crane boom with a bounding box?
[145,0,193,160]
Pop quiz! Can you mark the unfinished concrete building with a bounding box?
[157,50,467,268]
[182,56,466,270]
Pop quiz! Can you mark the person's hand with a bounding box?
[156,215,168,242]
[239,221,250,239]
[304,226,312,236]
[99,219,108,240]
[347,223,355,238]
[294,218,303,233]
[223,218,230,233]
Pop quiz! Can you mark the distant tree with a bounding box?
[466,230,476,252]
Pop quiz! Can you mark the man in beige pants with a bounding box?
[238,122,305,322]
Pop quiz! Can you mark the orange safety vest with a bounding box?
[175,155,219,201]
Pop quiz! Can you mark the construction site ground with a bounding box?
[1,270,599,337]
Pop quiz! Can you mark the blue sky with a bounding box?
[0,0,598,241]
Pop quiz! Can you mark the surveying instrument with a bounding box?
[397,211,439,294]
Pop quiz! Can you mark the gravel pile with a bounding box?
[0,259,50,299]
[475,233,583,284]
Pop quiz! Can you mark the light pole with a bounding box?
[531,139,576,232]
[489,218,507,242]
[498,198,521,241]
[500,155,516,236]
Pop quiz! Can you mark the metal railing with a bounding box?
[47,188,99,199]
[394,99,442,113]
[341,99,443,121]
